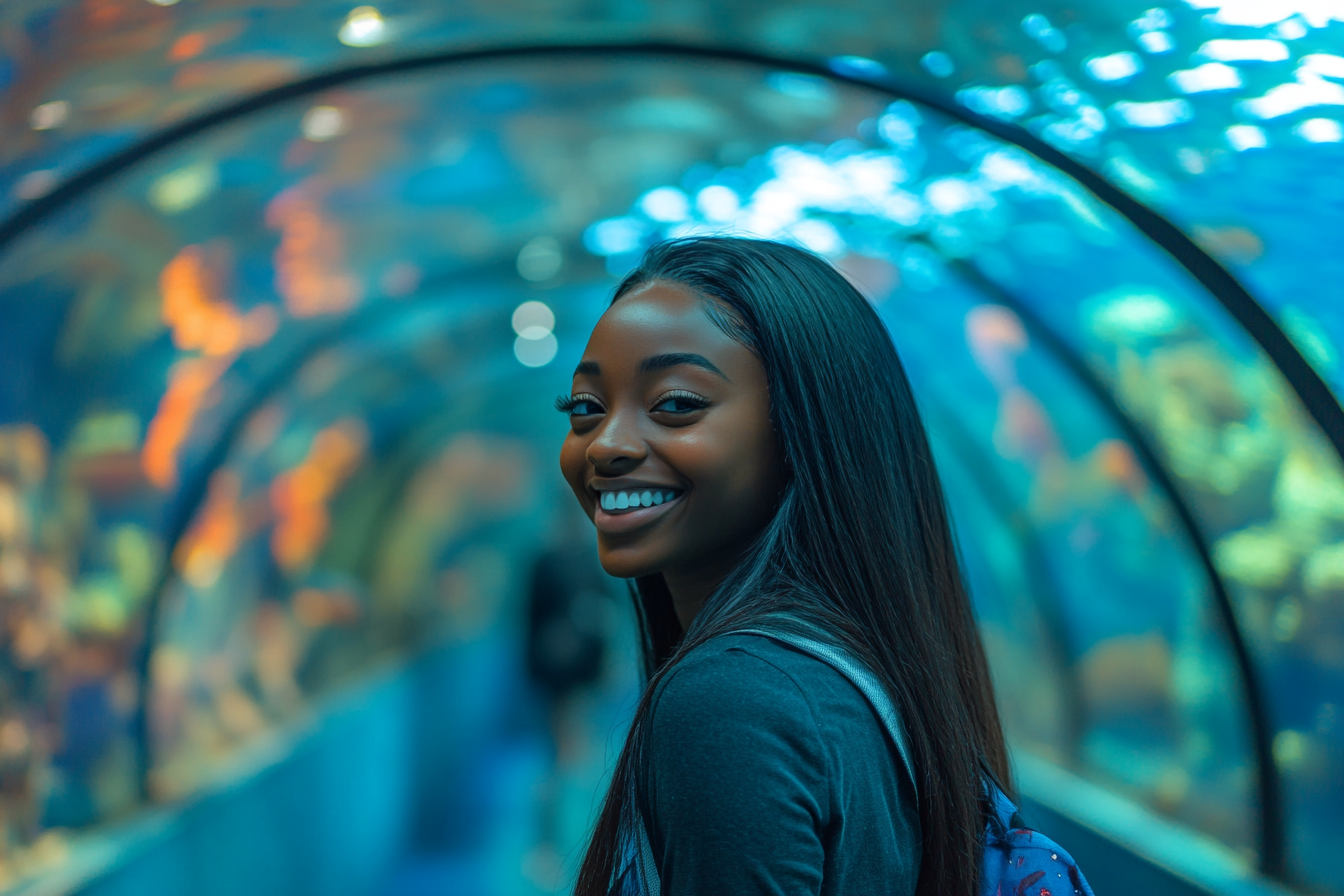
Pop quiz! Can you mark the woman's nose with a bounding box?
[587,412,646,475]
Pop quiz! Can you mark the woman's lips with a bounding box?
[592,489,685,534]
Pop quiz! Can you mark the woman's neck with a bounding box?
[663,552,741,628]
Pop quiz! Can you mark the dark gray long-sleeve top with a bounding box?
[641,633,921,896]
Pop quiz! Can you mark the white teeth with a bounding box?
[599,489,679,511]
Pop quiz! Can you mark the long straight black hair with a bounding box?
[575,237,1008,896]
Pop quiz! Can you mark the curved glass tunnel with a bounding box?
[0,32,1341,896]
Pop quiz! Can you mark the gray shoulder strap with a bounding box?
[731,627,920,806]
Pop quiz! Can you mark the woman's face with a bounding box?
[559,281,786,584]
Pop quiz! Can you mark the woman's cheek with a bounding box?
[559,434,590,508]
[677,434,748,522]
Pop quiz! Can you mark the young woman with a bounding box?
[558,237,1008,896]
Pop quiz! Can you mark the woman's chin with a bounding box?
[594,543,666,581]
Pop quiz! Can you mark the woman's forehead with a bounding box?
[594,285,727,345]
[580,283,754,376]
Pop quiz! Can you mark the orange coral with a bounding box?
[143,245,279,489]
[265,183,362,318]
[270,421,367,571]
[167,32,208,63]
[1094,439,1147,499]
[140,357,227,490]
[966,304,1029,389]
[159,245,276,357]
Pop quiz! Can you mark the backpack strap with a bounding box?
[729,625,920,808]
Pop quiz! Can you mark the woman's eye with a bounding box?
[651,392,709,414]
[555,394,604,417]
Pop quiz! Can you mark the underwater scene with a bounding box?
[0,1,1342,894]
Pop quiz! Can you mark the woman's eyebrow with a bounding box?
[573,360,600,376]
[639,352,730,380]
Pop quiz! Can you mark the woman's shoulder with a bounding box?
[644,631,920,896]
[658,631,834,692]
[651,632,883,742]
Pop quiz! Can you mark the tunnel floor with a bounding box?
[377,659,638,896]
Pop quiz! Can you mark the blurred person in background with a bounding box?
[522,502,612,878]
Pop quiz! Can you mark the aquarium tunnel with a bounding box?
[1,1,1343,894]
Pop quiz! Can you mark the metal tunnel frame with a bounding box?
[1,38,1337,881]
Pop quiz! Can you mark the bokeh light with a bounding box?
[511,301,556,340]
[338,6,386,47]
[516,237,563,282]
[514,332,559,367]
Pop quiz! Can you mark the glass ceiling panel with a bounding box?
[2,0,1342,390]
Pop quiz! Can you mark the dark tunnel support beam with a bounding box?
[948,258,1285,879]
[0,39,1309,877]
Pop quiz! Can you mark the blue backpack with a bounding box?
[629,623,1097,896]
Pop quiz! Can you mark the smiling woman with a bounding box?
[559,283,785,628]
[555,237,1085,896]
